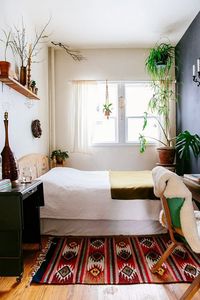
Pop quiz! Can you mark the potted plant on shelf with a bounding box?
[140,42,176,164]
[50,149,69,165]
[0,29,13,76]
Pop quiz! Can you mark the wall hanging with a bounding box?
[31,119,42,138]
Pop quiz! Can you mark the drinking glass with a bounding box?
[21,167,32,183]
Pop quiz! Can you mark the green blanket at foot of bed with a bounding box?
[109,170,157,200]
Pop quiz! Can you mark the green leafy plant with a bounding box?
[30,80,36,88]
[140,42,175,152]
[103,103,112,113]
[139,112,174,153]
[139,115,200,161]
[176,131,200,160]
[103,103,112,119]
[145,43,175,80]
[50,149,69,163]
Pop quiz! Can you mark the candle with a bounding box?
[193,64,196,76]
[197,58,200,72]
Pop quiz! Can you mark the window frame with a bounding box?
[91,81,158,147]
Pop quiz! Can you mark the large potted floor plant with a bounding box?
[139,115,200,166]
[140,42,176,164]
[142,43,200,166]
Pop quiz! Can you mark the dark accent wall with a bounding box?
[175,11,200,174]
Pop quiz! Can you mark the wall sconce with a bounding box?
[193,59,200,86]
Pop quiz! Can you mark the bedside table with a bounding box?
[0,180,44,281]
[182,177,200,210]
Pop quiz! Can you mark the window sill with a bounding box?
[91,142,157,148]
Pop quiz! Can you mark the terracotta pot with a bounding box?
[56,157,63,165]
[157,147,175,164]
[104,111,110,119]
[20,66,27,86]
[0,61,11,76]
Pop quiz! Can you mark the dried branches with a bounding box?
[11,18,50,67]
[51,41,85,61]
[29,18,51,63]
[0,29,13,61]
[12,19,28,66]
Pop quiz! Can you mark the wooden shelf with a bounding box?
[0,75,39,100]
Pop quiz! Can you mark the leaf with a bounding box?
[139,134,147,153]
[175,131,200,160]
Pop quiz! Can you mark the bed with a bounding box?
[18,154,165,236]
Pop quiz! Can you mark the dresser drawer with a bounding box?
[0,231,21,257]
[0,257,23,276]
[0,196,22,230]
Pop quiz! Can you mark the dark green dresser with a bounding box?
[0,180,44,281]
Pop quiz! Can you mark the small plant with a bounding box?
[50,149,69,164]
[30,80,36,88]
[103,103,112,119]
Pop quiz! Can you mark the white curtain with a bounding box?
[66,81,97,153]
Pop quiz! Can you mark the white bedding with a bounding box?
[39,167,161,221]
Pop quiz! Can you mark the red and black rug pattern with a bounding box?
[31,235,200,284]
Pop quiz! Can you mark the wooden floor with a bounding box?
[0,238,199,300]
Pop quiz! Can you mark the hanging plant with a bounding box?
[145,42,175,80]
[103,80,112,119]
[103,103,112,119]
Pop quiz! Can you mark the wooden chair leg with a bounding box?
[151,242,177,274]
[180,273,200,300]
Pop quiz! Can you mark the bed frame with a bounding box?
[17,153,165,236]
[18,153,49,180]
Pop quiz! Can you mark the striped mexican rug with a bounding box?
[31,235,200,285]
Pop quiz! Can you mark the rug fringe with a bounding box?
[26,237,55,287]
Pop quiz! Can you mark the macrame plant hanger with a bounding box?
[103,80,112,119]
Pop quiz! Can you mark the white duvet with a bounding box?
[39,167,161,221]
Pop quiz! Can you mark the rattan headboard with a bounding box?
[18,153,49,179]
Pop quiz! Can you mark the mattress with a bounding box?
[39,167,161,221]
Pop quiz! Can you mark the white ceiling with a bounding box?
[23,0,200,48]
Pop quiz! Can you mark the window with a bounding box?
[90,81,158,145]
[91,83,118,143]
[125,82,159,143]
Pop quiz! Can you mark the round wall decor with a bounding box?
[31,119,42,138]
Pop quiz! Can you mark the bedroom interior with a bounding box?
[0,0,200,299]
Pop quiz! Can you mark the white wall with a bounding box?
[0,0,49,159]
[55,48,158,170]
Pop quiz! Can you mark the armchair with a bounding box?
[152,166,200,300]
